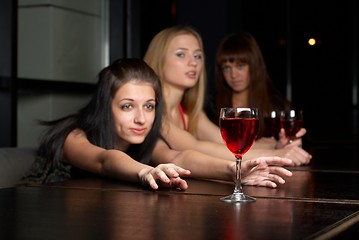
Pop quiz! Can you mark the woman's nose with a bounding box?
[134,110,145,124]
[188,56,198,66]
[230,68,237,78]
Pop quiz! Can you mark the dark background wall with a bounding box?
[0,0,17,147]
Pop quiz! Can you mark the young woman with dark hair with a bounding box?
[22,58,190,190]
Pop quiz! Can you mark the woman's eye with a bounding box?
[175,52,185,57]
[194,53,202,60]
[144,104,155,110]
[222,66,230,72]
[237,63,246,69]
[121,104,132,110]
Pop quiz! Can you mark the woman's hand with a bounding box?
[274,128,312,166]
[272,146,312,166]
[277,128,307,147]
[237,156,293,188]
[138,163,191,190]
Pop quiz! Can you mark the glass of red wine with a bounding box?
[219,107,259,203]
[280,109,303,143]
[263,110,281,140]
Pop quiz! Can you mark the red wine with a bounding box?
[220,118,259,158]
[280,119,303,140]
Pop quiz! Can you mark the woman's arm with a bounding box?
[243,142,312,166]
[63,129,190,190]
[152,139,293,188]
[152,139,233,181]
[161,121,235,160]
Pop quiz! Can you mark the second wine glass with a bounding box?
[219,107,259,203]
[280,109,303,143]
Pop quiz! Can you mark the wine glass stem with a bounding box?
[234,157,243,194]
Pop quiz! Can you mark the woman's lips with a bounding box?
[186,71,197,79]
[131,128,146,135]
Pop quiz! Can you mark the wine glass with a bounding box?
[219,107,259,203]
[263,110,281,140]
[280,109,303,143]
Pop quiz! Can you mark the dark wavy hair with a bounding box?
[37,58,163,169]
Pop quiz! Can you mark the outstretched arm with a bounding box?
[63,129,190,190]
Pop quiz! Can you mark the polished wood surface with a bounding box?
[0,184,358,240]
[1,147,359,239]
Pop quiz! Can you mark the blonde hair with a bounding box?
[144,25,206,136]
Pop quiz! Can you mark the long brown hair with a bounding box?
[215,32,290,138]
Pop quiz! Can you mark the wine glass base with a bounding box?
[220,193,256,203]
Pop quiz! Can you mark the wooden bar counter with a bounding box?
[1,146,358,239]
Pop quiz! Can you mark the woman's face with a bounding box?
[111,82,156,145]
[221,61,250,93]
[162,34,203,90]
